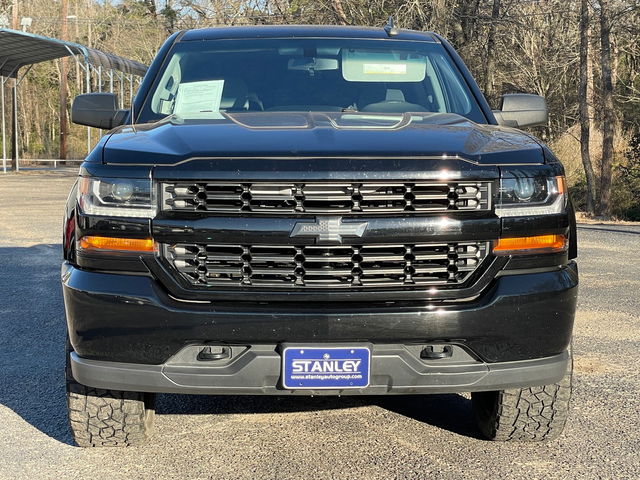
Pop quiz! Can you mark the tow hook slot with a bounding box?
[421,345,453,360]
[198,346,231,361]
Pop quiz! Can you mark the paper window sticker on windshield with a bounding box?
[174,80,225,114]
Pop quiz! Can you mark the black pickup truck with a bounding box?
[62,23,578,447]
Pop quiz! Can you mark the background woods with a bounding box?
[2,0,640,219]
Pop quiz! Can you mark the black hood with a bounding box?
[101,112,544,166]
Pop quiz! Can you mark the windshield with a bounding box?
[137,38,486,124]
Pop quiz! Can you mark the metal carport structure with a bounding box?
[0,28,148,173]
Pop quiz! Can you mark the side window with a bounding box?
[431,54,472,115]
[151,53,183,115]
[425,57,445,113]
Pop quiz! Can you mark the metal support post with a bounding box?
[11,79,18,172]
[8,65,33,173]
[0,58,11,173]
[2,76,6,174]
[99,66,105,138]
[117,71,124,109]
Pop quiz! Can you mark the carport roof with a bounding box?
[0,28,148,78]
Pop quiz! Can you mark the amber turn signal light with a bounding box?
[493,235,567,255]
[79,236,157,253]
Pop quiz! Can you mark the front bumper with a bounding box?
[63,260,577,376]
[69,345,570,395]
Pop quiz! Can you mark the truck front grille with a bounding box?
[161,182,491,214]
[163,242,489,289]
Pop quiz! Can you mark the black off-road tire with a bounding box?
[471,348,572,442]
[66,336,156,447]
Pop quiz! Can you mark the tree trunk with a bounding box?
[484,0,501,102]
[60,0,68,160]
[587,26,595,132]
[331,0,349,26]
[599,0,615,217]
[432,0,447,35]
[18,83,28,157]
[452,0,481,48]
[579,0,597,214]
[612,37,618,90]
[75,0,81,92]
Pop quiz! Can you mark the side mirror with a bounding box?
[71,93,128,130]
[493,93,548,128]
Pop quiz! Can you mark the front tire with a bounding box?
[471,348,572,442]
[66,336,156,447]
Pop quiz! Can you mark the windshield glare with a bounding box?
[137,38,486,124]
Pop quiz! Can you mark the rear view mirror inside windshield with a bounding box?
[342,49,426,82]
[287,58,339,73]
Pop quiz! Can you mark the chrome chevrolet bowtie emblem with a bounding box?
[290,217,369,244]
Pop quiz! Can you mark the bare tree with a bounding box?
[599,0,615,217]
[484,0,500,101]
[579,0,597,214]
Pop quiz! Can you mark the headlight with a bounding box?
[78,177,156,218]
[495,171,566,217]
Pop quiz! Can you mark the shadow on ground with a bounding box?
[0,245,74,445]
[155,391,479,439]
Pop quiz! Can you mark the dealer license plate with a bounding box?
[282,346,371,389]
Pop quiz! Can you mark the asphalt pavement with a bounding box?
[0,170,639,479]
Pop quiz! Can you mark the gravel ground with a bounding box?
[0,170,639,480]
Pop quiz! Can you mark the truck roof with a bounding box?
[179,25,440,43]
